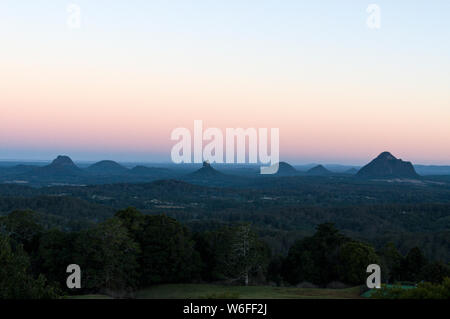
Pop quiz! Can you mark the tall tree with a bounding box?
[379,242,403,283]
[74,218,140,293]
[217,224,270,286]
[137,214,200,285]
[283,223,350,285]
[401,247,428,282]
[36,229,77,288]
[338,241,380,285]
[0,235,58,299]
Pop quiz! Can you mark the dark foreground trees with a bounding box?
[1,209,448,298]
[372,277,450,299]
[115,208,200,286]
[74,218,140,293]
[279,224,446,287]
[1,209,200,297]
[194,224,270,285]
[338,241,379,285]
[0,234,59,299]
[282,223,351,285]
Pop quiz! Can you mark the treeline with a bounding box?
[2,176,450,212]
[161,203,450,261]
[2,193,449,262]
[277,223,450,287]
[372,278,450,299]
[1,180,449,263]
[0,209,449,299]
[0,195,113,230]
[0,209,268,298]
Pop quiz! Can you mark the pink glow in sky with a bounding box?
[1,1,449,164]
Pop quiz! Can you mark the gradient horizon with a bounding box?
[1,1,449,165]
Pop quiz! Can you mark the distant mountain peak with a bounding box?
[376,151,396,160]
[190,161,222,177]
[30,155,84,179]
[357,152,420,179]
[87,160,127,174]
[307,165,331,176]
[275,162,298,176]
[49,155,76,167]
[93,160,121,166]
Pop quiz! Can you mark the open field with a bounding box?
[71,284,363,299]
[69,294,113,299]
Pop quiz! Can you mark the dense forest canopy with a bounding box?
[1,209,449,299]
[1,166,449,298]
[0,176,449,261]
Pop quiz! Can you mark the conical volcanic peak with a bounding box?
[275,162,298,176]
[203,160,211,168]
[190,161,222,177]
[50,155,76,167]
[87,160,127,174]
[357,152,420,179]
[376,151,396,160]
[307,164,331,176]
[31,155,84,178]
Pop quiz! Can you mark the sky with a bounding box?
[0,0,449,165]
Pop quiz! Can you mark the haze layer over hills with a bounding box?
[0,151,448,187]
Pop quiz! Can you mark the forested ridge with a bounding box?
[1,209,449,299]
[0,177,449,261]
[1,175,449,298]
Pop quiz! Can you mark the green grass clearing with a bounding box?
[134,284,362,299]
[70,284,362,299]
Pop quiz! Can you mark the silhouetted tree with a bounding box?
[0,234,58,299]
[338,241,380,285]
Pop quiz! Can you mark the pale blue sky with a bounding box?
[1,1,449,164]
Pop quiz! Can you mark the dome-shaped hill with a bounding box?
[274,162,298,176]
[306,165,332,176]
[33,155,84,177]
[87,160,128,175]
